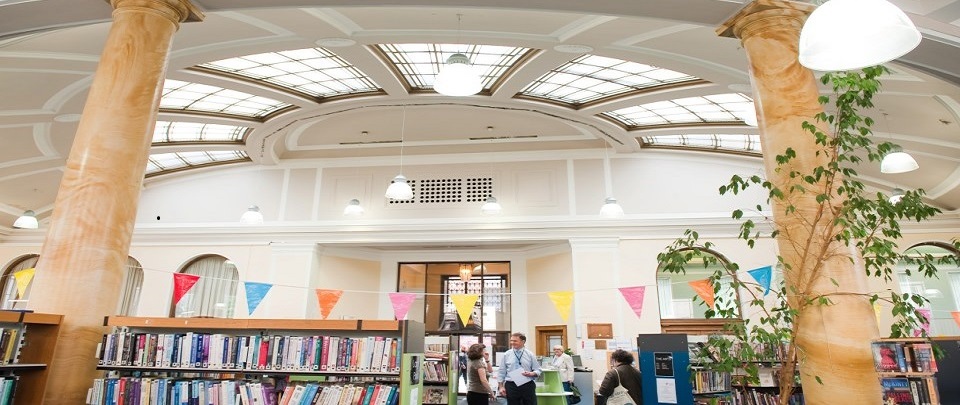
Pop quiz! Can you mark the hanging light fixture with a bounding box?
[12,210,38,229]
[240,205,264,225]
[880,147,919,173]
[343,199,365,217]
[386,108,414,200]
[480,196,502,215]
[799,0,922,72]
[434,14,483,97]
[599,197,625,219]
[458,263,474,282]
[888,188,905,204]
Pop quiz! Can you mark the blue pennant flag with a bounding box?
[747,265,773,296]
[244,281,273,315]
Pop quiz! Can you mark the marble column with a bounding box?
[27,1,202,403]
[718,1,882,404]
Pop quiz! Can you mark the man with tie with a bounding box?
[497,332,542,405]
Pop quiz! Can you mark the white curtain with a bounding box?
[172,256,238,318]
[117,257,143,316]
[657,277,674,318]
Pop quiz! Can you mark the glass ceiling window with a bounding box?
[377,44,529,91]
[153,121,248,143]
[603,93,753,128]
[161,79,290,118]
[520,55,698,106]
[199,48,381,98]
[641,134,761,154]
[145,151,249,176]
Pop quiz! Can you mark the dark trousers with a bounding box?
[467,391,489,405]
[505,380,537,405]
[562,381,572,405]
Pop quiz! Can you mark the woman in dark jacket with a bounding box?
[597,349,642,405]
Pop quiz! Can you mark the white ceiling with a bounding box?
[1,0,959,228]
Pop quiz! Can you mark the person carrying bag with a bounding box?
[597,349,643,405]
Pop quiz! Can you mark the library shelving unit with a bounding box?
[0,311,63,405]
[872,337,940,405]
[422,336,456,405]
[535,369,571,405]
[92,316,424,405]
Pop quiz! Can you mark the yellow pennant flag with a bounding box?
[547,291,574,322]
[450,294,479,326]
[13,268,35,299]
[874,302,883,324]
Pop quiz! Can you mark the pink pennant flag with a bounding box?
[618,286,647,319]
[688,279,715,308]
[389,292,417,320]
[914,308,932,337]
[952,312,960,329]
[172,273,200,305]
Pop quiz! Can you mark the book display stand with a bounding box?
[873,338,940,405]
[422,336,456,405]
[90,316,424,405]
[535,369,571,405]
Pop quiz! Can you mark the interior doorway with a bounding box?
[534,325,567,357]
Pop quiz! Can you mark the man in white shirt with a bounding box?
[496,332,542,405]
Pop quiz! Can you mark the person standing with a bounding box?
[496,332,541,405]
[598,349,643,405]
[551,345,575,404]
[466,343,496,405]
[459,345,469,386]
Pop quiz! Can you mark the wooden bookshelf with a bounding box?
[0,311,63,405]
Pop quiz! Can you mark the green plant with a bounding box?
[658,66,960,405]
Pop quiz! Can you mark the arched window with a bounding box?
[169,255,238,318]
[0,255,38,310]
[896,242,960,336]
[656,248,742,319]
[117,257,144,316]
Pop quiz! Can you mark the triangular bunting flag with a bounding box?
[746,265,773,296]
[243,282,273,316]
[914,308,931,337]
[547,291,574,322]
[618,286,646,319]
[873,302,882,324]
[172,273,200,305]
[952,312,960,329]
[315,289,343,320]
[389,292,417,320]
[450,294,479,326]
[12,267,35,299]
[688,279,715,308]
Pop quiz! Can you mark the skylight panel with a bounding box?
[602,93,753,127]
[160,80,290,118]
[520,54,698,105]
[153,121,248,143]
[376,44,529,91]
[199,48,380,98]
[145,150,249,176]
[641,134,761,154]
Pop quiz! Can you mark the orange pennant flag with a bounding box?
[952,312,960,329]
[450,294,479,326]
[547,291,574,322]
[315,289,344,320]
[688,279,715,308]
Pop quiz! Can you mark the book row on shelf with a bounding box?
[691,369,732,394]
[95,332,403,373]
[0,376,16,405]
[873,338,941,405]
[730,389,804,405]
[881,376,939,405]
[86,377,401,405]
[0,328,22,365]
[872,340,939,374]
[422,360,448,383]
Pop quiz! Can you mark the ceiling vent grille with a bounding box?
[387,176,494,205]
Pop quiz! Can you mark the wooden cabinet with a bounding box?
[586,323,612,339]
[0,311,63,405]
[91,316,424,405]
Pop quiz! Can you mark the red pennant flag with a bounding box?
[618,286,646,319]
[688,279,715,308]
[315,289,344,320]
[172,273,200,305]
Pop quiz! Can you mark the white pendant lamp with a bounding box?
[480,196,502,215]
[343,199,365,217]
[434,53,483,96]
[799,0,922,72]
[386,108,415,200]
[240,205,264,225]
[599,197,625,219]
[888,188,905,204]
[880,147,919,173]
[12,210,39,229]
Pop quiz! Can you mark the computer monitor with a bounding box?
[571,355,583,367]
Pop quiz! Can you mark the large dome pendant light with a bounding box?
[799,0,921,72]
[434,14,483,97]
[386,108,414,200]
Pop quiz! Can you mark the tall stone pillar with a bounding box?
[718,1,881,404]
[28,1,202,403]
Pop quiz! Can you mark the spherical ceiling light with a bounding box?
[13,210,39,229]
[343,199,365,217]
[480,196,502,215]
[385,175,414,200]
[240,205,264,225]
[880,148,919,174]
[599,197,625,219]
[434,53,483,97]
[799,0,921,72]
